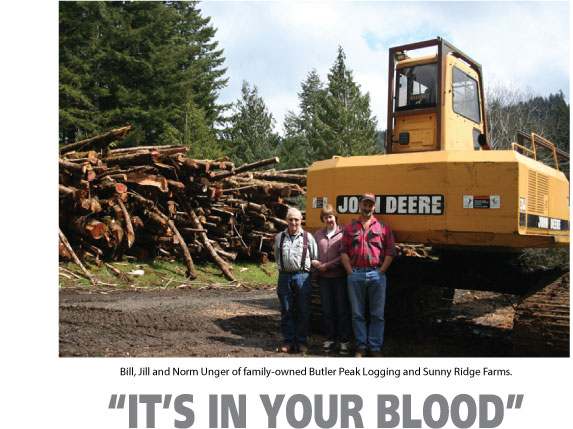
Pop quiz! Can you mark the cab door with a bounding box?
[444,58,485,151]
[392,59,439,153]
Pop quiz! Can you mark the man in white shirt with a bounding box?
[274,208,319,353]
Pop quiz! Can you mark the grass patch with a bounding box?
[59,258,279,290]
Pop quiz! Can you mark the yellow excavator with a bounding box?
[305,38,570,355]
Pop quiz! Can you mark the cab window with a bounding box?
[452,67,480,123]
[396,63,437,111]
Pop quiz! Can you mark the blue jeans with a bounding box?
[277,272,312,347]
[319,276,351,343]
[347,268,387,351]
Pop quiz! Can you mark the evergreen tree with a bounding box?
[59,1,227,152]
[182,100,224,159]
[225,81,280,165]
[312,46,379,159]
[279,111,312,169]
[59,2,110,143]
[281,47,380,166]
[298,69,325,128]
[279,70,324,168]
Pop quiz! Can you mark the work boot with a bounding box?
[369,350,383,358]
[339,342,350,355]
[322,340,335,352]
[354,348,367,358]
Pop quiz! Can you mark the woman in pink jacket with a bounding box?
[311,204,352,355]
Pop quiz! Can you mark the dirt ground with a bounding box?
[59,284,519,358]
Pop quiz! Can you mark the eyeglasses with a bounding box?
[287,218,301,222]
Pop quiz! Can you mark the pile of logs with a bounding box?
[59,126,307,281]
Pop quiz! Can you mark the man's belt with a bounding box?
[351,266,381,271]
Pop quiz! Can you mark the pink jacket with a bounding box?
[314,225,346,278]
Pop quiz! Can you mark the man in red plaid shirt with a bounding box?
[340,192,396,357]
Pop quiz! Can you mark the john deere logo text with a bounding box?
[336,195,444,215]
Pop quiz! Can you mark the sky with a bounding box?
[199,0,570,133]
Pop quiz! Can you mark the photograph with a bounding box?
[57,0,569,360]
[6,1,571,428]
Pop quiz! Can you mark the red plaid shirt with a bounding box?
[340,217,396,268]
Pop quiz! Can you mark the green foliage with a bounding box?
[299,69,324,126]
[314,47,379,158]
[59,1,228,151]
[182,101,225,159]
[279,70,324,168]
[224,81,281,165]
[279,112,313,169]
[280,47,380,168]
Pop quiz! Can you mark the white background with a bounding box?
[15,357,573,428]
[2,2,570,428]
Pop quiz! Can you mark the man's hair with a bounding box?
[286,207,302,219]
[320,204,338,222]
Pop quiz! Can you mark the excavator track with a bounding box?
[512,272,570,357]
[310,247,570,356]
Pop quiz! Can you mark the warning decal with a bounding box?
[312,197,327,209]
[463,195,500,209]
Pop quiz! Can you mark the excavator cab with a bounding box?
[306,37,569,250]
[388,38,488,154]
